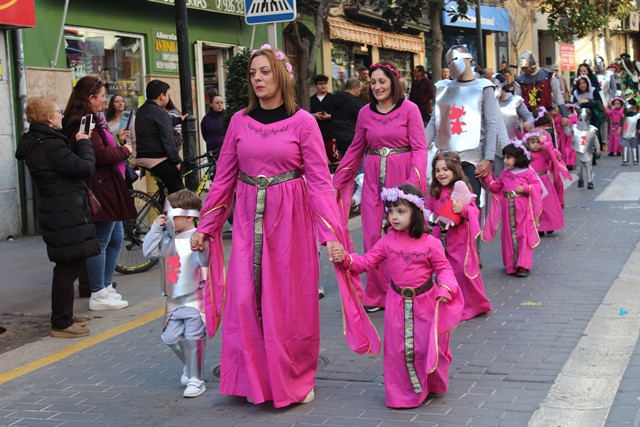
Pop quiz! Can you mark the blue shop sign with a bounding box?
[443,1,509,32]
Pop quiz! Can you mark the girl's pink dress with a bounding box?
[333,100,427,308]
[482,168,543,275]
[529,143,564,232]
[344,230,463,408]
[198,109,380,408]
[426,187,492,320]
[606,107,624,154]
[554,112,577,167]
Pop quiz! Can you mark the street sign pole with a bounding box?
[268,23,277,49]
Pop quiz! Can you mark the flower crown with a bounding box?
[436,154,458,162]
[370,62,400,78]
[252,44,294,80]
[380,187,431,218]
[611,96,625,106]
[535,106,548,120]
[523,130,544,144]
[511,138,531,159]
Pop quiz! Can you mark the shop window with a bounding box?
[378,48,412,83]
[331,42,351,92]
[65,27,145,108]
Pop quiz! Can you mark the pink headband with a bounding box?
[370,62,400,78]
[251,44,294,80]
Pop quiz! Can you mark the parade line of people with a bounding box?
[16,44,635,409]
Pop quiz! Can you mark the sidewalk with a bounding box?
[1,155,639,425]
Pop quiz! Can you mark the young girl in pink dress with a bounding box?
[426,152,491,320]
[482,142,543,277]
[554,104,578,168]
[606,96,625,156]
[333,184,463,408]
[524,131,564,235]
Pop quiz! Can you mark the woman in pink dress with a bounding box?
[190,45,379,408]
[332,184,463,408]
[606,96,625,156]
[524,131,564,235]
[482,142,543,277]
[333,61,428,312]
[426,152,491,320]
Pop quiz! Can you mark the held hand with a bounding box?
[561,117,569,127]
[595,148,601,156]
[124,142,133,155]
[522,122,532,132]
[452,200,463,214]
[516,185,524,194]
[118,129,131,141]
[176,163,181,171]
[155,214,167,227]
[474,160,493,178]
[76,129,90,140]
[190,231,207,251]
[326,241,344,263]
[331,247,345,264]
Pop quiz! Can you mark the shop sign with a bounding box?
[442,1,509,32]
[560,43,575,71]
[0,0,36,28]
[153,30,179,73]
[148,0,244,16]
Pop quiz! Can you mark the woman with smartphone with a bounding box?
[62,76,137,311]
[106,94,134,145]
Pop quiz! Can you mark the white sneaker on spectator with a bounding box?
[183,378,206,398]
[88,288,129,310]
[105,284,122,300]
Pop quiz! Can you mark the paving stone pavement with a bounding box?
[1,155,639,426]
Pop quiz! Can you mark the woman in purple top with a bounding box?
[200,90,225,156]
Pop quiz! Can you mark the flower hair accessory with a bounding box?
[535,106,547,120]
[251,43,294,80]
[511,138,531,159]
[370,62,400,78]
[437,154,457,162]
[380,187,431,218]
[523,130,544,144]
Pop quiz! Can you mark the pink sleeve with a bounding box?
[346,237,388,274]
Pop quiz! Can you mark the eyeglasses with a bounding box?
[55,109,63,114]
[89,79,103,95]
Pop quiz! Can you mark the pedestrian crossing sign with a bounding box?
[245,0,296,25]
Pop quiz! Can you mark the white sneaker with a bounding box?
[300,389,314,403]
[105,284,122,300]
[88,288,129,311]
[180,367,188,386]
[183,378,206,398]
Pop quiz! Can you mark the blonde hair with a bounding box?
[245,48,297,116]
[25,96,57,125]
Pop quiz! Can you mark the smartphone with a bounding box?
[125,111,135,130]
[79,114,93,134]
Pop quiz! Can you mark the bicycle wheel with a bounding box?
[116,190,162,274]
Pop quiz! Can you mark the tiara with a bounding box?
[511,138,531,159]
[251,44,294,80]
[370,62,400,78]
[380,187,431,218]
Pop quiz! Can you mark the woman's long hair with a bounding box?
[62,76,105,127]
[245,48,297,116]
[105,94,125,123]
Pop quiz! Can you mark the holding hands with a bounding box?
[327,241,346,263]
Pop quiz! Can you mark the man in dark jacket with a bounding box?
[332,77,364,157]
[409,65,434,127]
[310,74,338,163]
[135,79,184,193]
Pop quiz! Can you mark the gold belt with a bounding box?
[239,169,303,321]
[391,279,433,394]
[367,146,411,234]
[503,191,524,199]
[536,169,548,176]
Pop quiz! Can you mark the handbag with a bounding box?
[124,164,139,186]
[85,184,102,215]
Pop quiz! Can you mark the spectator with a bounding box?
[441,67,451,81]
[135,79,185,194]
[483,68,494,80]
[409,65,434,126]
[499,61,509,74]
[200,90,225,158]
[309,74,338,163]
[502,67,519,95]
[358,66,371,104]
[332,77,364,157]
[15,96,99,337]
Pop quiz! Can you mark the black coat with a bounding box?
[15,123,100,263]
[331,91,364,153]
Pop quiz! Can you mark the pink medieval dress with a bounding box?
[343,229,463,408]
[554,112,578,168]
[198,108,380,408]
[333,99,427,308]
[426,186,492,320]
[529,142,565,232]
[482,168,543,275]
[606,106,624,155]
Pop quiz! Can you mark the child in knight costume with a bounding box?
[620,99,640,165]
[143,190,209,398]
[565,108,601,189]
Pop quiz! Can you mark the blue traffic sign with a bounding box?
[245,0,296,25]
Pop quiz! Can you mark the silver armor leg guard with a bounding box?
[184,338,206,381]
[586,163,594,184]
[623,146,630,164]
[168,340,186,364]
[633,147,639,165]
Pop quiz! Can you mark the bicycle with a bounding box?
[115,151,219,274]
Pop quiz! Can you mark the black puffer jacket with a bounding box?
[332,91,364,153]
[15,123,100,263]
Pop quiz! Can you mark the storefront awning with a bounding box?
[328,19,424,54]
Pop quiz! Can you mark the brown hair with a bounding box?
[245,48,297,116]
[369,61,404,105]
[62,76,105,127]
[106,94,125,122]
[429,151,471,200]
[166,189,202,213]
[383,184,430,239]
[25,96,57,125]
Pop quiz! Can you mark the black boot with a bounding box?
[587,182,594,189]
[578,179,584,188]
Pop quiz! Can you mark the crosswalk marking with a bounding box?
[247,0,292,17]
[595,172,640,201]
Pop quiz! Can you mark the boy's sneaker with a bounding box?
[183,378,206,398]
[89,288,129,311]
[105,284,122,300]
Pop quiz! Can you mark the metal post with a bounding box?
[475,0,484,69]
[174,0,198,190]
[267,23,277,49]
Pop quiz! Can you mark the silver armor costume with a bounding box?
[621,112,640,165]
[568,109,599,185]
